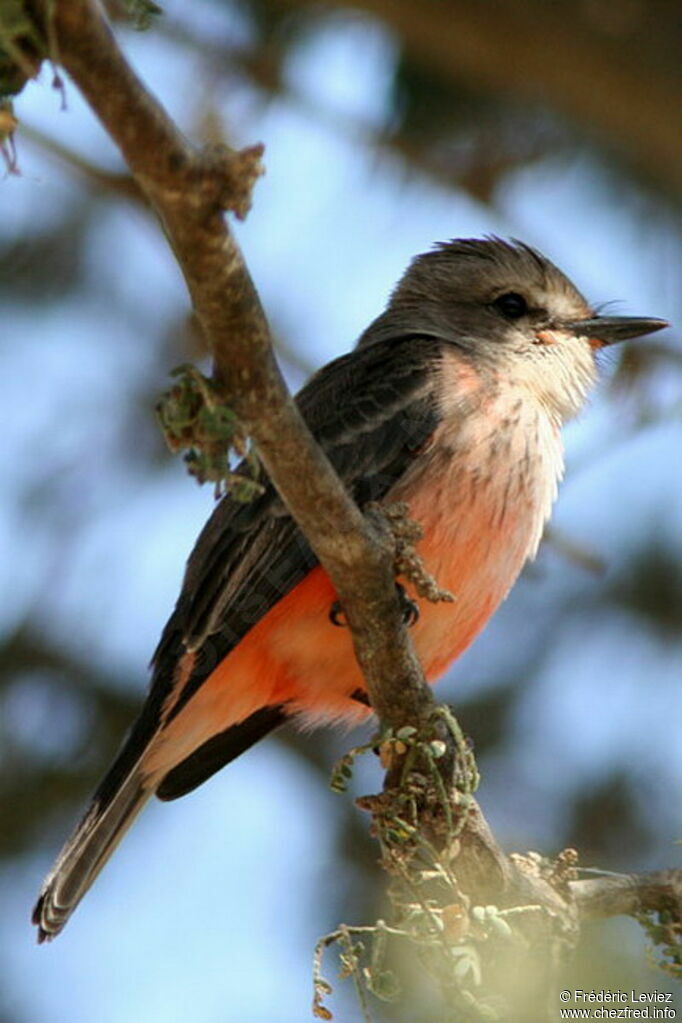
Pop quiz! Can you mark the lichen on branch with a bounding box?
[156,363,264,499]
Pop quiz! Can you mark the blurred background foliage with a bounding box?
[0,0,681,1020]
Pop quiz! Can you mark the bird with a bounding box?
[32,237,667,941]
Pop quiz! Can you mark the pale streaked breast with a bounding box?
[388,368,564,676]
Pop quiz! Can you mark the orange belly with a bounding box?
[145,390,562,779]
[146,488,538,777]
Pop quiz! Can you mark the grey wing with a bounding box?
[174,332,444,658]
[94,334,444,802]
[32,333,448,940]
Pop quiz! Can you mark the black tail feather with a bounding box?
[33,768,152,941]
[156,704,287,801]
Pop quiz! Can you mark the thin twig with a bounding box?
[571,869,682,921]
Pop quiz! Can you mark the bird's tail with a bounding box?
[32,766,153,942]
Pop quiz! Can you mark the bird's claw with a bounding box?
[396,583,419,626]
[329,600,346,627]
[329,586,419,629]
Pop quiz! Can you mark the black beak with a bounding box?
[564,315,669,345]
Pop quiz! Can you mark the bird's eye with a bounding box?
[492,292,528,319]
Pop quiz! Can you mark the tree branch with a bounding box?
[41,0,431,731]
[19,121,140,200]
[572,869,682,922]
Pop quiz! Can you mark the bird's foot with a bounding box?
[329,600,346,627]
[395,583,419,626]
[329,582,419,629]
[374,501,456,605]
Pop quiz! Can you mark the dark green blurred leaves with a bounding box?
[609,543,682,641]
[0,207,87,303]
[0,627,137,856]
[0,0,44,99]
[120,0,163,32]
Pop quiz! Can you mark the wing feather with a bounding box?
[32,334,446,939]
[94,336,443,794]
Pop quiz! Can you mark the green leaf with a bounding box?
[122,0,163,31]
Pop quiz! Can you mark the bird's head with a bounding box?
[383,236,668,420]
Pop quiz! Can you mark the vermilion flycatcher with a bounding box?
[33,238,667,940]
